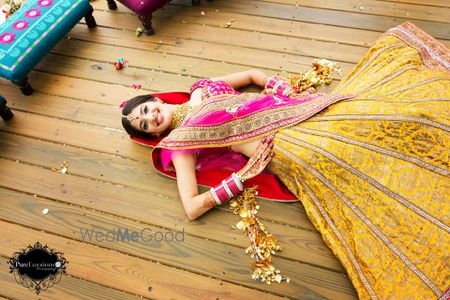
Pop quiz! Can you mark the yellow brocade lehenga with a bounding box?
[268,23,450,299]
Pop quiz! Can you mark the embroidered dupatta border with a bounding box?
[157,93,354,150]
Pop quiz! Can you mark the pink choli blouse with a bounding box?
[161,79,243,171]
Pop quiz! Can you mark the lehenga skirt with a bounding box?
[268,22,449,300]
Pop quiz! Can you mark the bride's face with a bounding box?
[127,98,173,135]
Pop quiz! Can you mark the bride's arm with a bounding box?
[172,138,274,221]
[172,152,217,221]
[210,69,269,89]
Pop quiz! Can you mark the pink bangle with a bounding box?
[210,173,244,206]
[224,176,243,194]
[215,184,229,203]
[210,188,222,205]
[264,76,284,90]
[273,80,293,97]
[189,79,212,95]
[265,76,294,97]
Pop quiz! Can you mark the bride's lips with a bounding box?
[157,112,163,125]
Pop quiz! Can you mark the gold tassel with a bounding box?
[230,187,290,284]
[288,59,342,93]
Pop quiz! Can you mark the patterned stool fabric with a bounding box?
[106,0,212,35]
[0,0,96,95]
[0,95,13,121]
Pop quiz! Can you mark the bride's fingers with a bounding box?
[254,142,269,159]
[256,151,273,170]
[255,140,267,155]
[261,142,274,158]
[262,152,275,164]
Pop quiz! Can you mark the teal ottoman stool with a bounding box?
[0,95,14,121]
[0,0,96,95]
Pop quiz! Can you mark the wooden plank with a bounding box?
[1,85,121,129]
[61,26,354,81]
[0,121,312,229]
[1,73,150,106]
[75,12,366,66]
[0,219,290,300]
[380,0,449,8]
[259,0,450,23]
[0,110,150,162]
[89,2,380,48]
[35,53,196,92]
[28,52,337,99]
[89,2,450,49]
[0,256,146,300]
[0,134,339,269]
[63,29,282,76]
[166,0,450,39]
[0,188,357,299]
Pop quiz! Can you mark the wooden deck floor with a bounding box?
[0,0,448,299]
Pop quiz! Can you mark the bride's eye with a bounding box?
[144,105,148,114]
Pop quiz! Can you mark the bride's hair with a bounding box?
[121,94,158,140]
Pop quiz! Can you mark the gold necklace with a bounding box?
[170,102,190,130]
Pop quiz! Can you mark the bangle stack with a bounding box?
[210,173,244,205]
[264,76,294,97]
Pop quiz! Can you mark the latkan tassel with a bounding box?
[288,59,342,93]
[230,187,290,284]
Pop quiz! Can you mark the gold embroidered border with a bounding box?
[353,97,450,103]
[308,114,450,132]
[274,142,441,295]
[353,77,450,100]
[438,286,450,300]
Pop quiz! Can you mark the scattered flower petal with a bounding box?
[136,27,143,37]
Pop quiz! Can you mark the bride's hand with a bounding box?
[236,137,275,182]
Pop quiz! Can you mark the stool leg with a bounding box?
[85,6,97,28]
[192,0,200,5]
[0,96,14,121]
[138,14,154,35]
[107,0,117,10]
[13,77,33,96]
